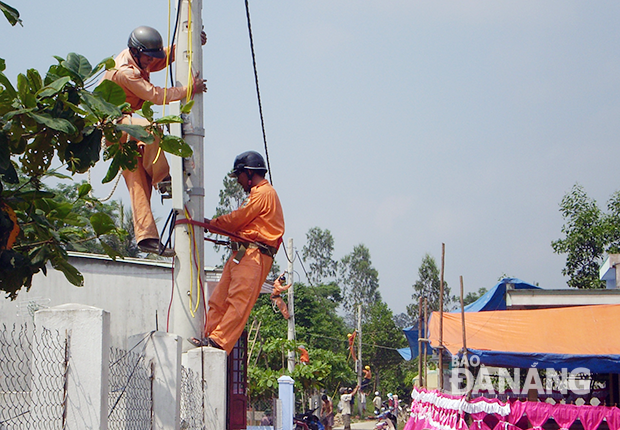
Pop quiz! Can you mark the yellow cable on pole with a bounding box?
[186,0,194,100]
[184,207,201,317]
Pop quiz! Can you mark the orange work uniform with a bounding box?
[103,48,188,244]
[270,277,291,319]
[299,347,309,365]
[206,179,284,353]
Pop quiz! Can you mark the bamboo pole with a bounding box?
[438,243,445,391]
[418,296,423,388]
[423,298,428,388]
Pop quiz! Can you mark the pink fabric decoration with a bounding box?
[552,404,579,430]
[524,402,552,430]
[604,407,620,430]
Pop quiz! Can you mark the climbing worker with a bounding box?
[362,365,372,390]
[190,150,285,353]
[298,345,309,365]
[103,25,207,256]
[270,273,291,319]
[347,331,357,360]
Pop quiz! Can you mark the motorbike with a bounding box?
[374,406,397,430]
[294,408,325,430]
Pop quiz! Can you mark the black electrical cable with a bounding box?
[244,0,273,184]
[169,0,183,84]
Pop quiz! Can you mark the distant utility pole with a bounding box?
[170,0,205,351]
[287,238,296,373]
[357,303,363,417]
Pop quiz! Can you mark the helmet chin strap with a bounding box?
[130,48,144,69]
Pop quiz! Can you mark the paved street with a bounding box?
[333,419,379,430]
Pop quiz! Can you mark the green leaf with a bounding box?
[94,80,126,106]
[64,128,102,173]
[53,258,84,287]
[102,156,121,183]
[91,57,116,76]
[160,135,193,158]
[62,53,92,84]
[154,115,183,125]
[140,101,154,122]
[115,124,154,144]
[80,90,122,120]
[77,183,92,199]
[0,58,5,72]
[0,71,16,98]
[17,73,27,101]
[0,1,22,26]
[101,242,124,261]
[90,212,116,236]
[29,112,77,134]
[26,69,42,93]
[181,100,194,114]
[37,76,71,99]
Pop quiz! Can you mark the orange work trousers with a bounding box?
[118,115,169,244]
[271,295,290,319]
[206,247,273,353]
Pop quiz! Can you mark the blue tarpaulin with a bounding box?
[463,277,539,312]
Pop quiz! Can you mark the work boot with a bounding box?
[156,177,172,200]
[138,238,175,257]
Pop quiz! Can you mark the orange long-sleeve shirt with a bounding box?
[211,179,284,249]
[103,47,187,110]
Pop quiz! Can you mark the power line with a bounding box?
[244,0,273,184]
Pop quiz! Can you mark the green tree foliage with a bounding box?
[0,51,191,298]
[49,180,139,257]
[361,301,409,395]
[339,244,381,317]
[406,253,455,323]
[301,227,337,285]
[550,184,620,289]
[247,282,353,403]
[213,171,247,218]
[463,287,487,306]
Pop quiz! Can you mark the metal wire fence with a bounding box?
[0,323,67,429]
[108,345,153,430]
[180,365,205,430]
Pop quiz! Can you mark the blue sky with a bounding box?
[3,1,620,315]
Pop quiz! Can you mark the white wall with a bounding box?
[0,252,221,349]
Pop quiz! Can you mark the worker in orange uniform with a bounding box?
[347,331,357,360]
[103,26,207,256]
[298,346,309,365]
[190,151,285,353]
[271,273,291,319]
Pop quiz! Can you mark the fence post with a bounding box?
[183,347,227,430]
[34,303,110,430]
[278,375,294,430]
[128,331,182,430]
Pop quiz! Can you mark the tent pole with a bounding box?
[460,275,470,398]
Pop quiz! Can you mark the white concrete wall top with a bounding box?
[506,288,620,309]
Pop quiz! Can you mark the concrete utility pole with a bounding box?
[169,0,205,352]
[287,238,296,373]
